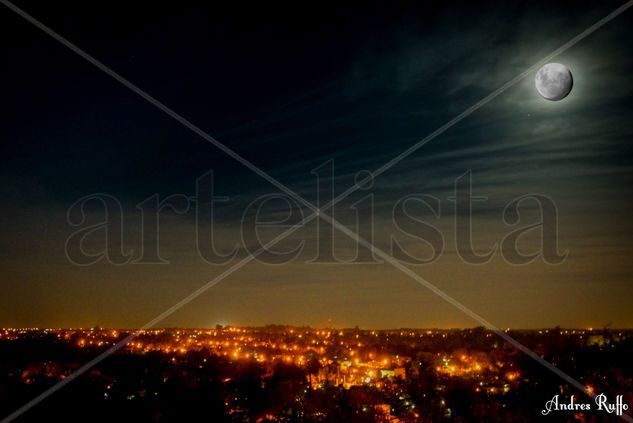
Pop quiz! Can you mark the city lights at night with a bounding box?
[1,0,632,421]
[1,326,631,421]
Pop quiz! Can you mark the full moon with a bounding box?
[535,63,573,101]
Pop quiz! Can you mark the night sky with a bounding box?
[1,1,632,329]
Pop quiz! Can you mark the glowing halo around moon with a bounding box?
[535,63,573,101]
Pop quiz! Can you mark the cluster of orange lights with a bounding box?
[436,354,487,377]
[63,328,359,368]
[2,327,566,396]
